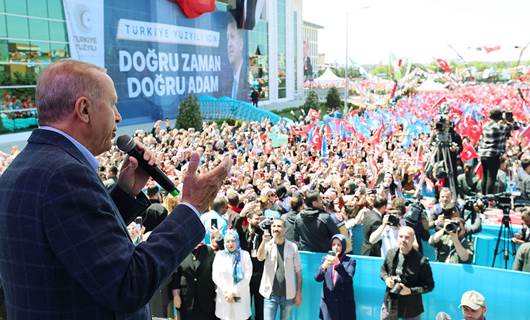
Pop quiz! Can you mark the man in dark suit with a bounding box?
[170,243,217,320]
[361,196,388,257]
[0,60,230,319]
[231,0,258,30]
[227,16,248,101]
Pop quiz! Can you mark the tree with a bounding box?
[325,87,342,112]
[175,95,202,131]
[302,90,320,111]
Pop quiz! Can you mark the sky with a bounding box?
[302,0,530,65]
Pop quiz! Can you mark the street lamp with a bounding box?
[344,5,370,112]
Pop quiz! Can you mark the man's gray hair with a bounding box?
[36,59,105,124]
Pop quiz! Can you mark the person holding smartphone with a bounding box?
[212,230,252,320]
[315,234,357,320]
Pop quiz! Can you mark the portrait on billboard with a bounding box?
[103,0,249,124]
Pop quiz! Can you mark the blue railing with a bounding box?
[0,108,38,132]
[198,96,291,125]
[293,252,530,320]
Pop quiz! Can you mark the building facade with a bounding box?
[0,0,303,129]
[302,20,323,80]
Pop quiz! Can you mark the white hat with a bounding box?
[459,290,486,310]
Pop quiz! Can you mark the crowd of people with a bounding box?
[89,106,527,319]
[1,59,529,320]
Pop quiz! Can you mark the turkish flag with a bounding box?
[474,162,483,180]
[460,142,479,161]
[436,59,452,73]
[307,108,320,121]
[174,0,215,19]
[457,117,482,146]
[483,45,501,54]
[311,127,322,150]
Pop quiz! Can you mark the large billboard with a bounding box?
[64,0,249,124]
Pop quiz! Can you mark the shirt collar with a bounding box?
[40,126,99,172]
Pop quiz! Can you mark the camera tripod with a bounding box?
[491,206,517,269]
[417,136,457,200]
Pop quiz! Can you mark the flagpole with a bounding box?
[344,12,349,113]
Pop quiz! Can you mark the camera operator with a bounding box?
[428,217,473,264]
[380,227,435,320]
[478,109,513,195]
[428,187,458,228]
[430,117,463,197]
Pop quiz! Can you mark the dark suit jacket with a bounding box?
[315,255,356,320]
[361,210,383,257]
[232,0,257,30]
[0,129,205,319]
[171,244,216,320]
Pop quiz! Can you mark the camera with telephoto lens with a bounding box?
[389,276,403,295]
[444,221,460,234]
[387,214,400,227]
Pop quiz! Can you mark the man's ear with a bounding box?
[74,96,90,123]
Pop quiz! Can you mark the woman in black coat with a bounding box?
[315,234,357,320]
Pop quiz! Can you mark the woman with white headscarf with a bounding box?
[212,229,253,320]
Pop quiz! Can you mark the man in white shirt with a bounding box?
[257,219,302,320]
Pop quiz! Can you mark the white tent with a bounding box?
[312,67,346,88]
[416,77,448,92]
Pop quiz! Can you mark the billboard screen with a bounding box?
[64,0,249,124]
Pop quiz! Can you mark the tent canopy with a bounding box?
[311,67,346,88]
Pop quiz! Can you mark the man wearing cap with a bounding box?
[459,290,487,320]
[478,109,512,195]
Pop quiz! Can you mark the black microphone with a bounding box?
[116,135,180,197]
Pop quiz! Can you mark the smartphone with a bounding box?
[211,218,218,229]
[134,216,143,229]
[328,250,337,256]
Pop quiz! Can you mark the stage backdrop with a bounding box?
[63,0,249,125]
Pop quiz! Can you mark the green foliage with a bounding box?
[175,95,202,131]
[302,90,320,111]
[325,87,342,112]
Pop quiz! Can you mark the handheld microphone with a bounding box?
[116,135,180,197]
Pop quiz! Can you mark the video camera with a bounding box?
[387,214,401,227]
[389,276,403,295]
[404,199,426,227]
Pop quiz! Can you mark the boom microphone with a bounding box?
[116,135,180,197]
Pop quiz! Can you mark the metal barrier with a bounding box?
[198,96,291,125]
[0,108,38,132]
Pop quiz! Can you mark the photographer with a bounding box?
[428,217,473,264]
[512,208,530,245]
[457,161,480,198]
[403,199,431,255]
[380,227,435,320]
[478,109,512,195]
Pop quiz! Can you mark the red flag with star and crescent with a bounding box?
[460,142,479,161]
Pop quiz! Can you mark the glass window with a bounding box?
[5,0,27,15]
[49,21,66,41]
[8,39,31,62]
[0,14,6,37]
[50,42,68,61]
[27,0,49,18]
[29,19,49,42]
[47,0,65,20]
[247,20,269,101]
[277,0,286,99]
[29,40,51,63]
[6,15,29,39]
[0,39,8,62]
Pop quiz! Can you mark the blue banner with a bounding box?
[104,1,249,124]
